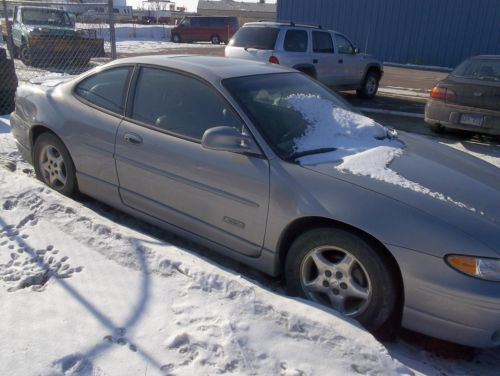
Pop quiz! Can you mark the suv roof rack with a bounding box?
[257,20,323,29]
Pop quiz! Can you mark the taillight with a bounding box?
[269,55,279,64]
[430,86,456,101]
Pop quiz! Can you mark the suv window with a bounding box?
[335,34,354,54]
[313,31,334,53]
[131,67,240,141]
[230,27,279,50]
[284,29,308,52]
[75,67,131,114]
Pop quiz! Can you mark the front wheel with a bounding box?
[285,228,398,331]
[20,44,32,65]
[172,34,181,43]
[34,133,77,196]
[357,71,380,99]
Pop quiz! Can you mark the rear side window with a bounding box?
[452,59,500,82]
[313,31,334,53]
[284,30,308,52]
[75,67,131,114]
[229,27,279,50]
[131,67,240,141]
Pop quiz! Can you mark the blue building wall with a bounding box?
[277,0,500,68]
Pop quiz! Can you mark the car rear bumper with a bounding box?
[389,244,500,348]
[425,99,500,136]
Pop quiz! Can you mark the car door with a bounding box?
[334,33,365,86]
[114,66,270,257]
[310,30,343,86]
[278,28,311,70]
[67,65,133,196]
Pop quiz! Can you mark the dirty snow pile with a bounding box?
[0,115,411,375]
[285,94,477,211]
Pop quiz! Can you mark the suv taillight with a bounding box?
[269,55,279,64]
[430,86,456,101]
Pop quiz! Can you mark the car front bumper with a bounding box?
[424,99,500,136]
[389,244,500,348]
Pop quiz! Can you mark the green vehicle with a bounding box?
[4,6,105,66]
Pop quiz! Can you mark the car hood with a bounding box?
[302,132,500,255]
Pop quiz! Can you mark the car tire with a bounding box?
[285,227,398,331]
[357,70,380,99]
[172,33,181,43]
[34,133,77,196]
[429,123,446,133]
[211,34,221,44]
[20,44,32,66]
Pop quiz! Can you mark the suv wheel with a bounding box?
[357,70,380,99]
[211,35,221,44]
[285,228,398,331]
[172,34,181,43]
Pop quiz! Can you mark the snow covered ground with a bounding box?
[0,114,499,375]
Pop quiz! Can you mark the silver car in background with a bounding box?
[225,22,383,98]
[10,56,500,348]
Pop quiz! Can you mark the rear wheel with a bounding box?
[211,34,221,44]
[429,123,446,133]
[285,228,398,331]
[172,33,181,43]
[357,70,380,99]
[34,133,77,196]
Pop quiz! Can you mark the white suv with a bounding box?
[225,22,383,98]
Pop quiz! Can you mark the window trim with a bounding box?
[124,64,264,156]
[72,64,135,119]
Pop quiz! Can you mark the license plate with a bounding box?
[460,113,483,126]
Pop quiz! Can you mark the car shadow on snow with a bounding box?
[0,214,167,374]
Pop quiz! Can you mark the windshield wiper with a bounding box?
[285,147,337,162]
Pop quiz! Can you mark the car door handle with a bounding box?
[124,133,142,145]
[313,59,318,64]
[338,59,343,64]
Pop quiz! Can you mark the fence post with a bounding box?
[2,0,14,58]
[107,0,117,60]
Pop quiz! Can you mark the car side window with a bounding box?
[284,29,308,52]
[75,67,131,114]
[335,34,354,54]
[131,67,241,141]
[313,31,334,53]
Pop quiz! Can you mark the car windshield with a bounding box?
[223,73,390,161]
[451,58,500,82]
[22,8,72,26]
[229,27,280,50]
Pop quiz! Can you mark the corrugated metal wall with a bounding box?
[277,0,500,68]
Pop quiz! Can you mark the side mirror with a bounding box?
[202,126,261,156]
[354,47,359,54]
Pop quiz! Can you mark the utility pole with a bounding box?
[107,0,117,59]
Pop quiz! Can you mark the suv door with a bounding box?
[114,66,270,257]
[277,28,310,70]
[334,33,364,86]
[311,30,343,85]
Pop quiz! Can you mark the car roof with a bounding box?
[106,55,297,82]
[243,21,337,32]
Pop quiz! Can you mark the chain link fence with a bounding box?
[1,0,117,114]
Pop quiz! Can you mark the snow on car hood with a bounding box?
[286,94,500,253]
